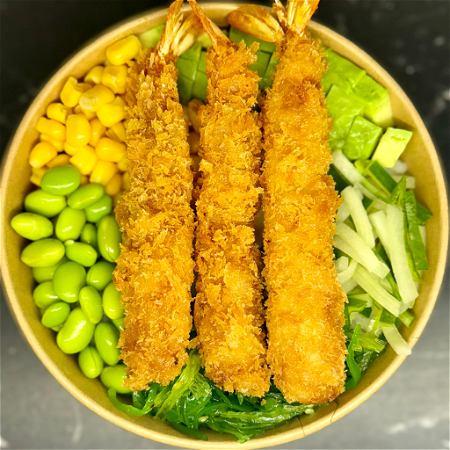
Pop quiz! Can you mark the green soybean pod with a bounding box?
[57,307,95,354]
[80,223,98,250]
[65,241,98,267]
[32,256,68,283]
[41,301,70,328]
[97,215,121,263]
[102,282,123,320]
[55,207,86,241]
[68,184,105,210]
[11,212,53,241]
[79,286,103,324]
[24,189,67,218]
[21,238,65,268]
[86,261,115,291]
[94,322,120,366]
[41,165,81,196]
[85,195,112,223]
[111,317,124,333]
[53,261,86,303]
[33,281,59,308]
[78,346,104,379]
[100,365,131,394]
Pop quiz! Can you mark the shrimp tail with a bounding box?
[286,0,320,34]
[158,0,203,59]
[227,5,284,45]
[187,0,229,50]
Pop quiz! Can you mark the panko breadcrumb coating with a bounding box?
[114,0,196,391]
[188,0,270,397]
[261,0,347,404]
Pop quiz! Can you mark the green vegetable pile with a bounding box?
[109,349,316,443]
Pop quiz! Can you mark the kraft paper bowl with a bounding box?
[1,4,448,449]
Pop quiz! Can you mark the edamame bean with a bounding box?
[79,286,103,324]
[80,223,98,251]
[65,241,97,267]
[111,317,124,333]
[100,365,131,394]
[57,307,95,354]
[41,301,70,328]
[94,322,120,366]
[41,165,81,196]
[55,207,86,241]
[21,239,65,267]
[11,213,53,241]
[86,261,115,291]
[78,346,104,379]
[85,195,112,223]
[102,282,123,320]
[51,325,63,332]
[68,184,105,210]
[24,189,67,218]
[53,261,86,303]
[97,216,121,262]
[32,256,68,283]
[33,281,59,308]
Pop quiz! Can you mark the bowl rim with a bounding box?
[1,3,448,449]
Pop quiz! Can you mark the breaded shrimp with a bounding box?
[229,0,347,404]
[114,0,201,391]
[187,0,270,397]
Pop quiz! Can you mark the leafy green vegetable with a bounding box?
[345,324,362,390]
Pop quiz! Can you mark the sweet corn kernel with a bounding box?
[29,142,58,168]
[105,121,126,142]
[60,77,91,108]
[40,134,64,151]
[64,142,80,156]
[70,145,98,175]
[46,103,71,124]
[47,153,71,168]
[74,104,96,121]
[84,65,104,85]
[95,137,126,163]
[30,167,48,186]
[105,172,122,196]
[66,114,91,148]
[80,175,89,185]
[89,118,106,147]
[122,171,130,190]
[112,193,123,208]
[97,96,125,128]
[106,35,141,66]
[36,117,66,141]
[117,156,129,172]
[90,160,118,186]
[101,65,127,94]
[79,85,115,112]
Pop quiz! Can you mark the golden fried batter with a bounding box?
[114,1,195,391]
[261,1,347,404]
[188,0,270,397]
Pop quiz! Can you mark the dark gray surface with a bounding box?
[1,0,449,449]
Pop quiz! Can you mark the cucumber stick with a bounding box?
[342,186,375,248]
[332,150,364,185]
[381,326,411,355]
[385,205,418,307]
[336,222,389,279]
[352,265,405,317]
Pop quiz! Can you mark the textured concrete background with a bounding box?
[1,0,449,449]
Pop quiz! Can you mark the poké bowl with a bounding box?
[1,3,448,449]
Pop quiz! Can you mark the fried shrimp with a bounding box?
[229,0,347,404]
[113,0,201,391]
[187,0,270,397]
